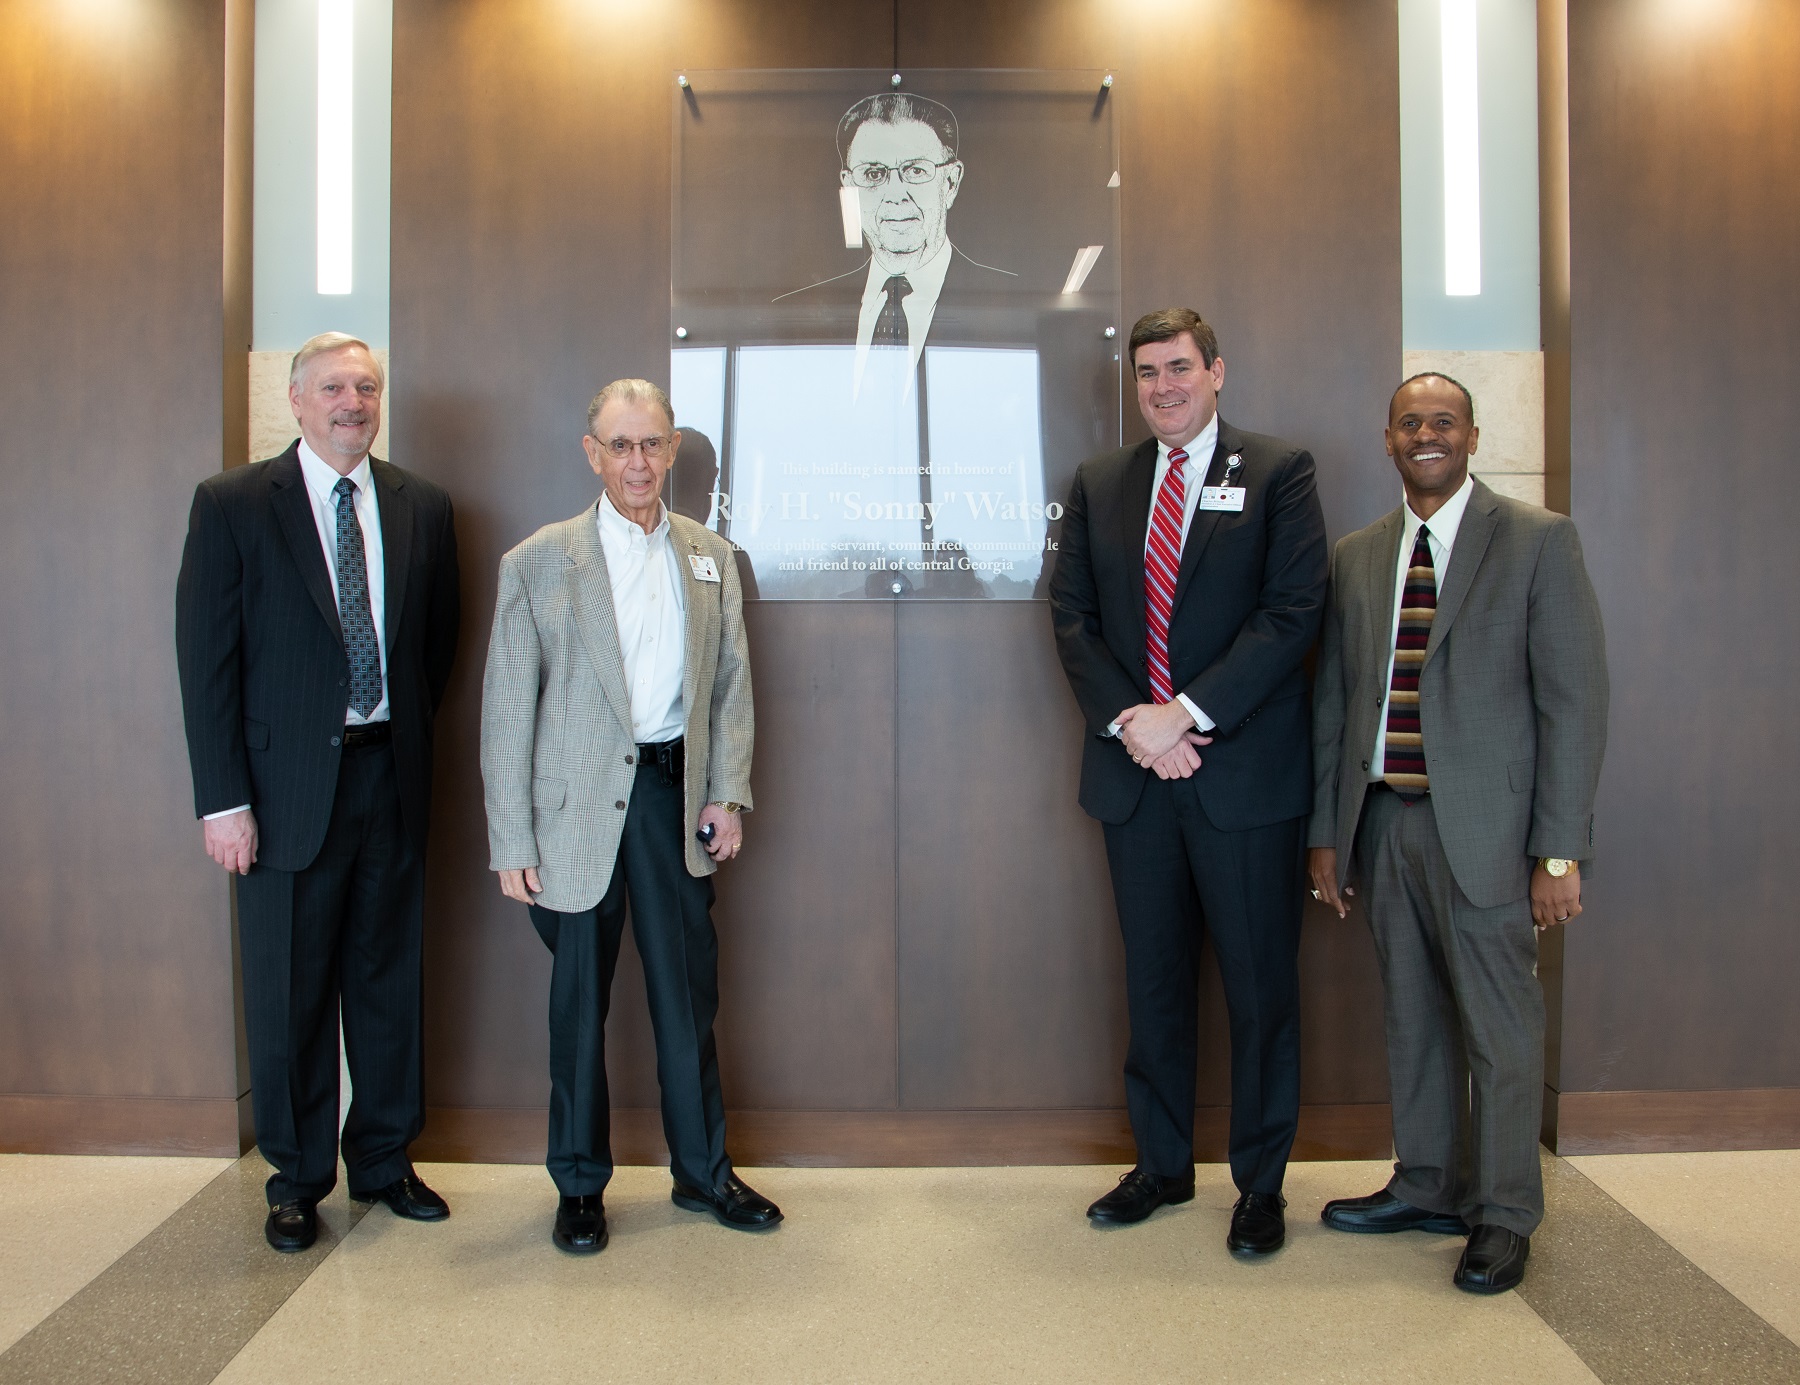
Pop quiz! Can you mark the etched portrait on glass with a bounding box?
[671,70,1121,599]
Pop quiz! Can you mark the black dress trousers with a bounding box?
[1102,771,1304,1194]
[528,760,730,1198]
[235,739,426,1205]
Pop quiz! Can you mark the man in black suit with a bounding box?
[176,332,461,1252]
[1049,308,1327,1255]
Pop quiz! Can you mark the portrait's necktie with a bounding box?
[333,477,383,717]
[1143,448,1188,705]
[1382,524,1436,801]
[873,274,912,347]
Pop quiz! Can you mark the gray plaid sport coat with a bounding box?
[480,503,753,912]
[1308,478,1608,909]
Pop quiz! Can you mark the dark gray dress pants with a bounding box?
[1357,784,1545,1236]
[528,761,730,1198]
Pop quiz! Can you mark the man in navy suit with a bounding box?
[177,332,461,1252]
[1050,309,1327,1255]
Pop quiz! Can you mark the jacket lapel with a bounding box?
[1423,479,1499,669]
[1364,507,1406,681]
[1169,419,1236,616]
[268,446,344,644]
[669,516,712,729]
[371,459,412,648]
[564,509,637,733]
[1120,439,1158,638]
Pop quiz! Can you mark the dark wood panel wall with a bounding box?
[0,0,251,1155]
[1556,0,1800,1144]
[393,0,1401,1164]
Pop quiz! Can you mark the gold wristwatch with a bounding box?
[1540,857,1574,878]
[712,801,743,814]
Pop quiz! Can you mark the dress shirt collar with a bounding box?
[597,490,670,546]
[1401,472,1475,552]
[297,439,373,506]
[861,235,954,316]
[1154,412,1220,476]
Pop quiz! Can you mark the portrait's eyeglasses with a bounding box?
[846,157,957,189]
[596,434,672,460]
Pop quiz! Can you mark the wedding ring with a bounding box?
[1555,913,1569,922]
[1310,889,1321,901]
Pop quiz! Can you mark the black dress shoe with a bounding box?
[349,1174,450,1221]
[1455,1225,1529,1293]
[1086,1168,1196,1224]
[671,1173,783,1229]
[265,1200,317,1253]
[1227,1191,1287,1256]
[1322,1189,1470,1236]
[552,1195,607,1254]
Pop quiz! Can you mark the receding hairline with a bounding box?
[1389,371,1476,424]
[585,378,676,436]
[289,332,383,390]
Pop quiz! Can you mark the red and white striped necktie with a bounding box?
[1144,448,1188,704]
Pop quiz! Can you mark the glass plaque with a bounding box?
[671,69,1122,599]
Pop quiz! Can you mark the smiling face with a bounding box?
[289,346,383,470]
[1133,332,1226,449]
[1386,375,1479,512]
[842,118,962,267]
[582,395,680,532]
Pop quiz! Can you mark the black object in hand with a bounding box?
[696,822,716,846]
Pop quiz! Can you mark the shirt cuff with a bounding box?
[203,805,251,821]
[1175,694,1215,731]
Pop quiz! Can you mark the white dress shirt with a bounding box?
[597,493,687,744]
[1141,416,1221,732]
[1370,474,1475,781]
[204,441,391,821]
[853,236,955,392]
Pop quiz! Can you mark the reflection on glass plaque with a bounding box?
[672,70,1121,600]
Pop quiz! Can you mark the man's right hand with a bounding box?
[1307,846,1354,918]
[203,808,258,875]
[497,867,543,904]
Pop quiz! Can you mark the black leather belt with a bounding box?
[341,722,392,749]
[637,738,684,785]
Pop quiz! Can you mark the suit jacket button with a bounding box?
[1361,760,1369,771]
[625,754,634,764]
[615,800,627,811]
[331,736,342,747]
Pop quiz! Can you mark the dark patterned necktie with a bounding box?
[333,477,383,717]
[1143,448,1188,704]
[1382,524,1436,801]
[873,274,912,347]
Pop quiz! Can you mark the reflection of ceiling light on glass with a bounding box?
[1440,0,1481,297]
[317,0,355,296]
[838,186,863,249]
[1062,245,1105,295]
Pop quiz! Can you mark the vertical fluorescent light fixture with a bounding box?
[316,0,355,295]
[1440,0,1481,296]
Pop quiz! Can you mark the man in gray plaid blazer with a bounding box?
[481,378,778,1255]
[1307,374,1607,1295]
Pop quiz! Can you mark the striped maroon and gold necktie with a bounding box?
[1144,448,1188,704]
[1382,525,1436,801]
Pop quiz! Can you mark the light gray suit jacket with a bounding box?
[1308,479,1608,909]
[480,503,753,913]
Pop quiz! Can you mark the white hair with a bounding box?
[290,332,385,389]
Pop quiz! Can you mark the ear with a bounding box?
[581,434,605,476]
[288,381,304,419]
[941,160,964,206]
[667,429,683,465]
[1209,354,1226,390]
[1466,424,1480,457]
[1383,426,1397,459]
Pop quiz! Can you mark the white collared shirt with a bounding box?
[597,493,687,744]
[853,236,955,390]
[1370,473,1475,781]
[297,439,389,725]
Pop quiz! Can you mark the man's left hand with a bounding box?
[700,803,743,862]
[1530,862,1582,928]
[1116,701,1212,765]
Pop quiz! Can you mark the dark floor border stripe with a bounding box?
[0,1155,369,1385]
[1524,1152,1800,1384]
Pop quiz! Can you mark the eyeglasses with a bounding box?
[595,434,673,460]
[846,157,957,189]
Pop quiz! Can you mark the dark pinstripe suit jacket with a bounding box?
[176,443,461,873]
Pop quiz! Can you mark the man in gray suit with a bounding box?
[481,378,778,1254]
[1306,373,1607,1294]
